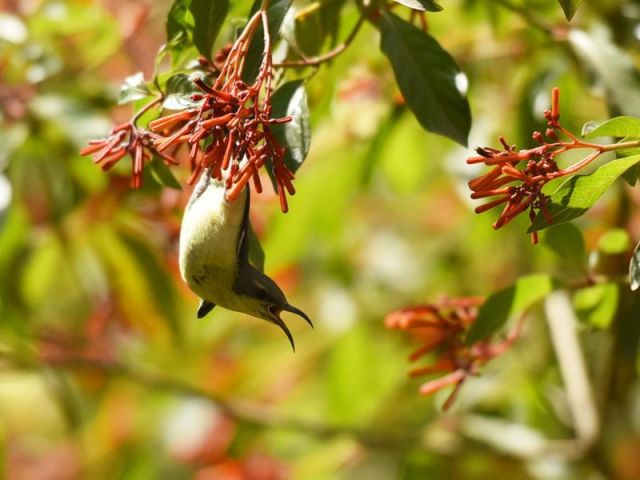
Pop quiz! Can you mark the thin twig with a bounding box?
[492,0,554,35]
[132,96,164,126]
[275,14,366,68]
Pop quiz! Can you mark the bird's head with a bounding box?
[235,266,312,350]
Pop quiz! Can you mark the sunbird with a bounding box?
[179,169,312,350]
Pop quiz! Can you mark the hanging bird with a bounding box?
[179,169,312,350]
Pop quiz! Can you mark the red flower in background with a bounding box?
[386,296,523,410]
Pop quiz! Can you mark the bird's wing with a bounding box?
[235,185,251,269]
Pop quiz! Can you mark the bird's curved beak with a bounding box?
[267,304,313,352]
[281,304,313,328]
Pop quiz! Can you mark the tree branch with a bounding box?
[3,352,416,449]
[275,14,366,68]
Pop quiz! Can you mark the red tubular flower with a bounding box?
[149,11,295,212]
[81,123,176,188]
[467,87,606,244]
[386,296,523,410]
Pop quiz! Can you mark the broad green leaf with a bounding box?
[630,241,640,291]
[615,136,640,185]
[557,0,581,21]
[242,0,292,84]
[379,11,470,146]
[582,116,640,139]
[616,137,640,158]
[163,73,201,110]
[574,283,618,329]
[569,29,640,117]
[270,80,311,173]
[392,0,443,12]
[189,0,229,59]
[529,155,640,232]
[118,72,152,105]
[291,0,346,57]
[166,0,193,47]
[466,274,556,344]
[150,156,182,190]
[542,223,586,267]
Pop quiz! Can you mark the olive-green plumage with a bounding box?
[179,170,312,349]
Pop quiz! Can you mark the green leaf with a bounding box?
[270,80,311,173]
[574,283,618,329]
[189,0,229,59]
[557,0,581,21]
[118,72,151,105]
[569,29,640,117]
[529,155,640,232]
[542,223,586,267]
[163,73,201,110]
[242,0,292,84]
[150,156,182,190]
[598,228,631,255]
[630,241,640,291]
[379,11,470,146]
[616,137,640,158]
[392,0,443,12]
[466,274,556,344]
[166,0,193,47]
[582,116,640,139]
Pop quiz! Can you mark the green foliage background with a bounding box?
[2,0,640,478]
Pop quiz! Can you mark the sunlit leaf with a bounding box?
[189,0,229,59]
[582,116,640,139]
[163,73,201,110]
[379,11,470,146]
[166,0,193,48]
[466,274,556,344]
[529,155,640,232]
[574,283,618,329]
[118,72,152,105]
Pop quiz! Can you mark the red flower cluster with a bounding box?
[467,87,604,243]
[82,11,298,212]
[149,11,295,212]
[385,296,523,410]
[80,122,176,188]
